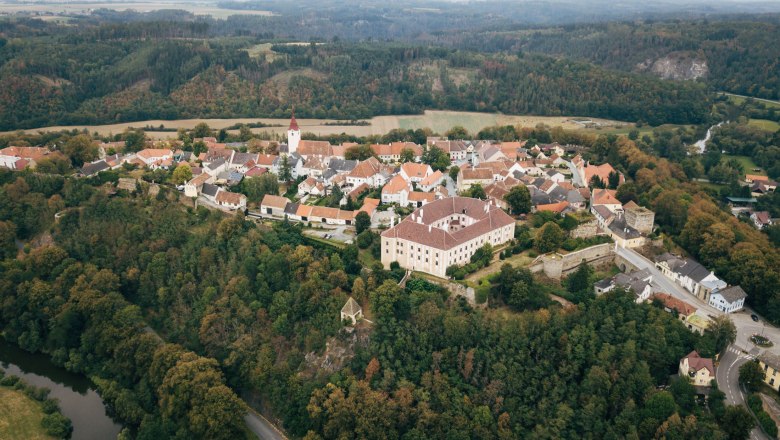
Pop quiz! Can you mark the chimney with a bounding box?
[419,209,424,219]
[428,225,432,233]
[391,216,395,228]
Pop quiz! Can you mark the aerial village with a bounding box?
[0,115,771,343]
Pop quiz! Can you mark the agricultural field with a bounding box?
[0,388,52,440]
[4,111,633,140]
[723,93,780,109]
[723,155,764,175]
[0,1,274,18]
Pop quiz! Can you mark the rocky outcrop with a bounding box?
[636,52,708,81]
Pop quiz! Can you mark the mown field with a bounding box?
[748,119,780,132]
[0,1,274,18]
[6,111,632,140]
[0,388,52,440]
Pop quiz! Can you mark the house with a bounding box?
[204,158,228,176]
[371,142,423,162]
[296,140,332,158]
[0,146,50,169]
[606,216,646,248]
[80,160,110,177]
[751,179,777,196]
[381,197,516,278]
[751,211,772,229]
[184,173,214,198]
[215,190,247,210]
[650,293,706,334]
[136,149,174,168]
[201,183,220,202]
[300,155,329,177]
[260,194,291,216]
[428,140,469,161]
[347,157,387,188]
[745,174,769,184]
[708,285,747,313]
[419,170,444,192]
[457,167,494,192]
[298,177,326,197]
[399,162,433,183]
[477,144,507,163]
[407,191,436,208]
[593,269,653,303]
[590,189,623,214]
[545,169,566,183]
[578,161,623,188]
[679,351,715,387]
[341,297,363,325]
[758,352,780,391]
[536,201,570,215]
[382,175,412,205]
[655,253,727,303]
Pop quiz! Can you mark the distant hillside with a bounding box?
[0,21,711,130]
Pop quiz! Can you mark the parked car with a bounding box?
[751,314,760,322]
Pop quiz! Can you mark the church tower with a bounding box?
[287,109,300,155]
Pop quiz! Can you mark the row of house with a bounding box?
[260,194,380,226]
[654,253,747,313]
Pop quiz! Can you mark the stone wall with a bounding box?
[570,220,600,239]
[530,243,615,279]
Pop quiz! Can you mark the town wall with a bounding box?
[530,243,615,279]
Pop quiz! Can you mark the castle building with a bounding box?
[381,197,515,278]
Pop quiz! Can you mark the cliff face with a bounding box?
[636,52,709,80]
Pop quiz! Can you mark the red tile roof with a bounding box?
[683,351,715,376]
[261,194,290,209]
[536,201,569,213]
[381,197,515,250]
[651,293,697,316]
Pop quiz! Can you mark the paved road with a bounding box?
[245,411,287,440]
[720,92,780,106]
[717,346,767,440]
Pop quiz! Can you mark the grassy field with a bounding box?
[723,93,780,109]
[0,388,52,440]
[749,119,780,132]
[9,110,637,140]
[723,155,764,174]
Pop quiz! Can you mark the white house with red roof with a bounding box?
[399,162,433,183]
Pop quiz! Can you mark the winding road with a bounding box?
[245,411,287,440]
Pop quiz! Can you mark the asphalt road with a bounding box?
[717,346,767,440]
[244,411,287,440]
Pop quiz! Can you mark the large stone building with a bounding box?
[623,201,655,234]
[381,197,515,278]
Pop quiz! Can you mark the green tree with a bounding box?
[422,146,451,171]
[172,163,193,185]
[739,361,766,393]
[345,145,375,161]
[720,405,754,440]
[706,315,737,353]
[445,126,469,139]
[589,175,605,189]
[467,183,486,200]
[355,211,371,235]
[504,185,531,214]
[565,262,593,295]
[123,129,146,152]
[63,134,98,167]
[240,173,279,203]
[449,165,460,181]
[279,156,292,182]
[607,171,620,189]
[535,222,565,253]
[399,148,416,163]
[192,122,213,139]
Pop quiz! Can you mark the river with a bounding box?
[0,338,122,440]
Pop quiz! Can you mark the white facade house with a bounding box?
[708,286,747,313]
[381,197,515,278]
[654,253,727,303]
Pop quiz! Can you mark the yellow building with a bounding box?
[758,352,780,392]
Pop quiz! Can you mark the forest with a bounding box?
[456,19,780,100]
[0,165,756,439]
[0,17,712,130]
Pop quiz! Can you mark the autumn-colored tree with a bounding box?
[172,163,192,184]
